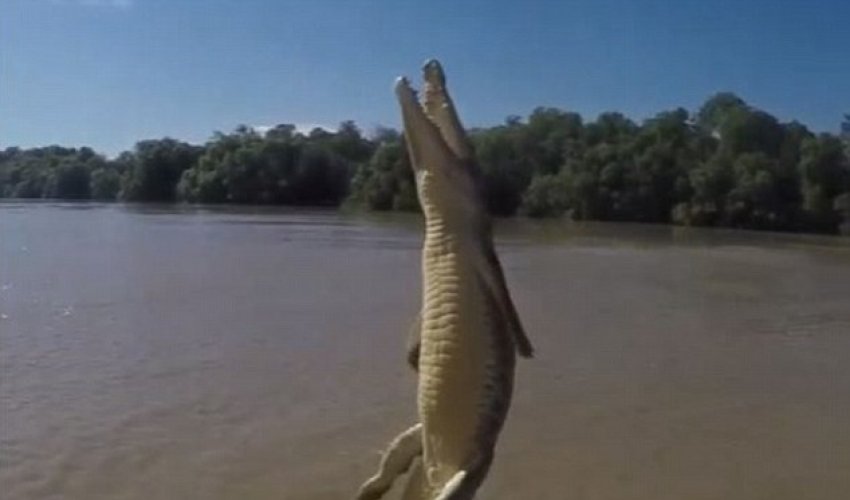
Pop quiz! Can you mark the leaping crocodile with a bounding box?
[355,59,533,500]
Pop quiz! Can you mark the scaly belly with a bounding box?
[417,247,510,485]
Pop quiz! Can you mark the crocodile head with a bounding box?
[395,59,488,232]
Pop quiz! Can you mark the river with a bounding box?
[1,202,849,499]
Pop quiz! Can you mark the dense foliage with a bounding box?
[2,94,848,234]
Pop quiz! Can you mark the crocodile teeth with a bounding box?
[395,75,431,120]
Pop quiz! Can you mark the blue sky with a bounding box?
[3,0,848,156]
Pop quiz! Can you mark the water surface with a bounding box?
[1,202,849,499]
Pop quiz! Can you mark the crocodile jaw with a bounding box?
[394,62,486,233]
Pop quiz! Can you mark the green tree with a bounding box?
[519,107,583,176]
[521,174,571,217]
[584,112,638,146]
[121,139,202,201]
[626,108,697,222]
[2,97,848,236]
[180,124,361,206]
[90,165,122,200]
[328,120,374,164]
[290,146,350,205]
[0,146,107,199]
[472,124,531,216]
[799,134,850,231]
[348,138,417,211]
[674,153,735,226]
[696,92,747,132]
[45,162,91,199]
[178,128,263,203]
[725,152,787,229]
[718,108,785,158]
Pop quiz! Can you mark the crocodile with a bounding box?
[355,59,533,500]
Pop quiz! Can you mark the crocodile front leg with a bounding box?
[355,423,423,500]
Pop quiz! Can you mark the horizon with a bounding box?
[3,0,849,157]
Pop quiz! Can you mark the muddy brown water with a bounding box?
[1,202,849,500]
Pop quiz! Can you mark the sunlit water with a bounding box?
[1,202,849,500]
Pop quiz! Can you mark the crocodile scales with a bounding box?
[355,59,533,500]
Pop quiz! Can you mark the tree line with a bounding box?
[2,93,848,234]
